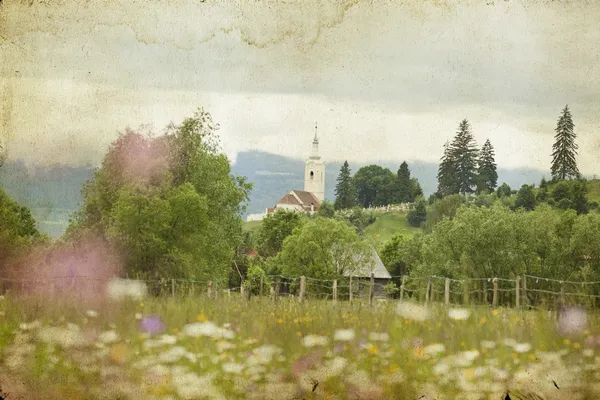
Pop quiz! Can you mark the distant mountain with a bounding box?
[232,150,552,216]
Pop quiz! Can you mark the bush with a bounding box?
[384,281,399,298]
[558,198,572,210]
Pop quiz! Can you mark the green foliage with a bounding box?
[476,139,498,193]
[383,281,399,297]
[552,181,571,203]
[514,184,536,211]
[318,200,335,218]
[450,119,479,195]
[437,141,459,196]
[410,177,424,201]
[258,209,304,257]
[423,194,466,230]
[334,161,355,210]
[274,217,371,281]
[551,105,580,181]
[396,161,412,203]
[353,165,397,207]
[496,183,512,198]
[406,197,427,227]
[67,108,252,284]
[335,207,376,235]
[1,188,46,265]
[571,180,590,215]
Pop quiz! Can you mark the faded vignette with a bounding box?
[1,0,600,399]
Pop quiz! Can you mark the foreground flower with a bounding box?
[139,315,167,335]
[557,305,588,336]
[183,322,235,339]
[106,278,147,301]
[395,302,431,321]
[334,329,355,341]
[302,335,329,347]
[369,332,390,342]
[448,308,471,321]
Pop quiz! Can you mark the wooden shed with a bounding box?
[343,246,391,299]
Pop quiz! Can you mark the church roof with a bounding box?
[342,246,391,279]
[275,190,320,211]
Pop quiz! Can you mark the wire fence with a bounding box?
[2,273,600,309]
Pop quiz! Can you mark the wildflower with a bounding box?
[99,330,120,344]
[135,313,143,320]
[513,343,532,353]
[557,305,588,336]
[222,362,244,374]
[139,315,167,335]
[396,302,431,321]
[19,320,41,331]
[368,332,389,342]
[143,334,177,349]
[583,349,594,357]
[302,335,329,348]
[38,326,85,348]
[109,343,128,364]
[448,308,471,321]
[334,329,355,341]
[183,322,235,339]
[86,310,98,318]
[424,343,445,356]
[157,346,188,363]
[454,350,480,367]
[196,313,208,322]
[433,361,450,375]
[106,278,147,301]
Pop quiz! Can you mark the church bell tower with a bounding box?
[304,122,325,203]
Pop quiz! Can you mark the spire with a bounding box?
[310,121,320,160]
[313,121,319,143]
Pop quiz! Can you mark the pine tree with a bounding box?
[396,161,412,203]
[334,161,355,210]
[476,139,498,193]
[551,105,580,181]
[450,119,479,195]
[436,141,458,196]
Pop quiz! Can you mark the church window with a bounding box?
[310,171,314,179]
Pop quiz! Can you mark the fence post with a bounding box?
[463,280,469,305]
[400,276,406,302]
[299,276,306,303]
[248,279,252,301]
[425,276,432,305]
[275,278,280,303]
[444,278,450,306]
[349,276,353,305]
[228,288,231,299]
[240,284,245,298]
[171,279,175,297]
[369,273,375,307]
[560,281,565,305]
[515,276,521,309]
[333,280,338,305]
[522,275,527,309]
[207,281,212,299]
[482,279,487,305]
[493,278,498,307]
[260,275,264,297]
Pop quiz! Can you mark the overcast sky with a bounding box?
[1,0,599,174]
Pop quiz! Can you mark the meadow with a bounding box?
[1,286,600,400]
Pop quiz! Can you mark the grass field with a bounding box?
[2,290,600,400]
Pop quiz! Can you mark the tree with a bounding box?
[552,181,571,203]
[353,165,397,207]
[476,139,498,193]
[275,217,371,282]
[67,108,252,284]
[258,209,304,257]
[514,184,536,211]
[497,183,512,198]
[571,179,590,215]
[407,196,427,227]
[551,105,580,181]
[334,161,355,210]
[334,207,376,235]
[0,188,46,267]
[450,119,479,195]
[410,178,424,202]
[318,200,335,218]
[437,141,458,196]
[396,161,413,203]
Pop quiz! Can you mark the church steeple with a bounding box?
[310,121,320,160]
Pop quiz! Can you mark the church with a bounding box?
[246,124,325,222]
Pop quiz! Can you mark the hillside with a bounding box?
[242,210,420,249]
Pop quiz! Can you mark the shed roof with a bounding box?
[343,246,391,279]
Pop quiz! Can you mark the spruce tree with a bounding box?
[436,141,458,196]
[449,119,479,195]
[551,105,580,181]
[334,161,355,210]
[476,139,498,193]
[396,161,412,203]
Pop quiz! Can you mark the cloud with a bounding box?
[1,0,599,175]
